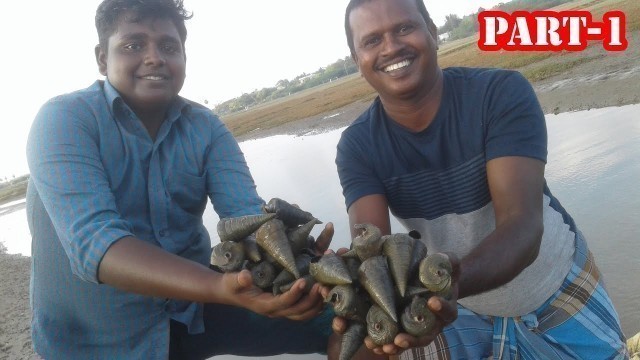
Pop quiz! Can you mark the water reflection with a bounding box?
[1,104,639,340]
[203,131,403,250]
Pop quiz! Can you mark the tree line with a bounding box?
[438,0,575,43]
[214,0,574,116]
[213,57,359,116]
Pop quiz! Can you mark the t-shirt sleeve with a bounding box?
[484,71,548,163]
[335,126,386,211]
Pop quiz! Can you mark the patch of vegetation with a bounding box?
[214,57,359,116]
[521,56,602,81]
[222,75,376,136]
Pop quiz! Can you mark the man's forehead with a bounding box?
[349,0,420,31]
[111,16,180,39]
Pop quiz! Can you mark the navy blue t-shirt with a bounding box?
[337,67,547,218]
[336,67,578,316]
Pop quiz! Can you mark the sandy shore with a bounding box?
[2,33,639,359]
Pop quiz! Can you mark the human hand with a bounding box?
[220,269,325,321]
[309,222,335,256]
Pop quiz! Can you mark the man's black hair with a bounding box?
[95,0,192,49]
[344,0,433,56]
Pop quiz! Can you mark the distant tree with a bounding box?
[443,14,462,33]
[213,56,359,116]
[448,14,478,41]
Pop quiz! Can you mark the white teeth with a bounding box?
[143,76,164,80]
[384,60,411,72]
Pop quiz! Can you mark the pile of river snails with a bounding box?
[211,197,323,295]
[211,202,453,360]
[312,224,453,360]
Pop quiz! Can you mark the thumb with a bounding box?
[315,222,334,254]
[235,269,254,290]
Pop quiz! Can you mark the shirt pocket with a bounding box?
[168,170,208,217]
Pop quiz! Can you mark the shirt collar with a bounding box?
[100,79,192,122]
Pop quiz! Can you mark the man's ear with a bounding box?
[95,44,107,76]
[426,20,439,50]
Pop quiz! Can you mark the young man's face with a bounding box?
[96,14,186,114]
[349,0,439,100]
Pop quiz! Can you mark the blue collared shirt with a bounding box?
[26,80,263,358]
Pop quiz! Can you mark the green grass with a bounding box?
[522,55,603,82]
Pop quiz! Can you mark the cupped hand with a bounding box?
[221,269,325,321]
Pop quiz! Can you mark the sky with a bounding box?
[0,0,504,179]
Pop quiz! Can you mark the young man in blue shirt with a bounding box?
[27,0,335,358]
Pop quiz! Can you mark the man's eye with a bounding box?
[363,37,380,48]
[162,43,180,54]
[399,24,414,34]
[124,43,142,51]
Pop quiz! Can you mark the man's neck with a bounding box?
[134,106,169,142]
[380,68,444,133]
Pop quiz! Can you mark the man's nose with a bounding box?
[381,33,404,56]
[144,45,166,66]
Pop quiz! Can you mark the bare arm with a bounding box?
[457,156,544,298]
[347,194,392,237]
[98,236,324,320]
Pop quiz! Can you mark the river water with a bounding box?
[1,104,638,357]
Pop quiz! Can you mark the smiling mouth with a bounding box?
[139,75,168,81]
[383,59,412,73]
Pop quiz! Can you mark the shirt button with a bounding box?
[159,230,166,237]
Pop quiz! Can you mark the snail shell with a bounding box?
[325,284,370,322]
[400,295,437,337]
[210,241,245,272]
[366,304,399,346]
[358,256,397,322]
[419,253,453,295]
[250,261,277,289]
[256,219,300,278]
[287,218,321,255]
[217,213,276,243]
[349,223,384,261]
[309,252,353,286]
[339,321,367,360]
[240,234,262,263]
[263,197,320,227]
[382,233,415,297]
